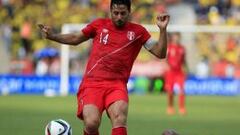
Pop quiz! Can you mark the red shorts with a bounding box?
[164,70,186,94]
[76,80,129,120]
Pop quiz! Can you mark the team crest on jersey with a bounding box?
[127,31,135,41]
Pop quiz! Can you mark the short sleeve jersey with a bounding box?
[82,18,151,82]
[167,43,185,71]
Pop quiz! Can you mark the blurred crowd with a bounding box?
[195,0,240,25]
[193,0,240,78]
[0,0,240,78]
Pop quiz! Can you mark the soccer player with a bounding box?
[38,0,170,135]
[164,32,187,115]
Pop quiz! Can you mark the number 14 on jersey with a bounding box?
[99,32,109,45]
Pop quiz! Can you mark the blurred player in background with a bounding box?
[38,0,170,135]
[164,32,187,115]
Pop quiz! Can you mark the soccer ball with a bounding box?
[45,119,72,135]
[162,129,179,135]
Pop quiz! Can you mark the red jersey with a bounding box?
[167,43,185,71]
[82,18,151,82]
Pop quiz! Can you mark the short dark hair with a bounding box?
[110,0,131,11]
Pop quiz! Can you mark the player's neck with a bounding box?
[111,21,129,30]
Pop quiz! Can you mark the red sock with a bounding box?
[112,127,127,135]
[179,94,185,109]
[84,130,99,135]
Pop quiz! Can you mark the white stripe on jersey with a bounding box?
[87,35,142,75]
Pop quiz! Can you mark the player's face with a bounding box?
[110,4,130,27]
[171,33,181,44]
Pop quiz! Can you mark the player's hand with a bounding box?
[38,24,53,39]
[156,13,170,30]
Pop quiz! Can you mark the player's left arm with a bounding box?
[144,13,170,59]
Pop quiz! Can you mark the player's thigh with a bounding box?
[105,87,129,124]
[77,87,105,120]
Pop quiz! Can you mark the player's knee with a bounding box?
[112,111,127,126]
[82,105,101,132]
[84,117,100,133]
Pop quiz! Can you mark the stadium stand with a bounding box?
[0,0,240,78]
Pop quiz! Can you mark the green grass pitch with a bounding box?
[0,94,240,135]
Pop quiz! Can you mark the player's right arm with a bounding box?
[38,24,89,46]
[143,13,170,59]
